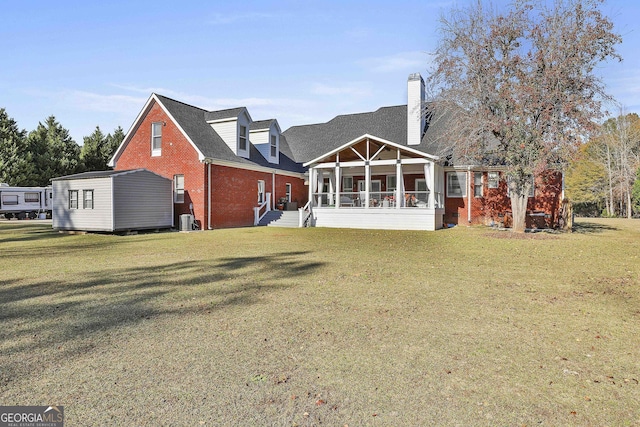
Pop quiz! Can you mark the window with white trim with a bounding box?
[342,176,353,192]
[239,125,248,152]
[474,172,483,197]
[151,122,162,156]
[174,174,184,203]
[83,190,94,209]
[285,183,292,202]
[387,175,397,192]
[416,178,429,202]
[488,171,499,189]
[257,180,265,204]
[270,134,277,157]
[69,190,78,209]
[446,172,466,198]
[507,176,535,198]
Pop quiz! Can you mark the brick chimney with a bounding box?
[407,73,425,146]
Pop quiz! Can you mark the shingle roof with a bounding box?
[250,119,275,131]
[156,95,304,174]
[204,107,246,122]
[281,103,453,164]
[52,169,142,181]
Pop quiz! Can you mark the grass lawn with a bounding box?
[1,218,639,426]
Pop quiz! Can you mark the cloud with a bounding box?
[359,51,432,73]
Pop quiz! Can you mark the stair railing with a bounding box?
[253,192,271,225]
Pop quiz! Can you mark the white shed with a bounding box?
[52,169,173,232]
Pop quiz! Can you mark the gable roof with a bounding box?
[110,94,305,174]
[250,119,276,131]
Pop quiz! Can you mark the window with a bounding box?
[24,192,40,203]
[447,172,466,198]
[151,122,162,155]
[488,171,499,189]
[507,176,535,198]
[69,190,78,209]
[257,180,265,204]
[2,195,18,205]
[83,190,94,209]
[387,175,397,192]
[474,172,483,197]
[174,174,184,203]
[416,179,429,202]
[239,125,248,151]
[270,134,277,157]
[285,183,292,202]
[342,176,353,192]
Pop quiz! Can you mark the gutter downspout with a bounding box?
[208,162,212,230]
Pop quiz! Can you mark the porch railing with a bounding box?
[253,192,271,225]
[312,191,433,208]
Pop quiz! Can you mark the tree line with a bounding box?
[0,108,123,187]
[566,112,640,218]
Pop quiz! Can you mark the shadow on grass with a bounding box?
[0,251,324,388]
[572,221,618,234]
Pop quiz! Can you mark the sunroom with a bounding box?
[301,134,445,230]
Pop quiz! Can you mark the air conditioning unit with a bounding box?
[179,214,194,231]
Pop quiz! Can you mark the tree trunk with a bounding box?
[510,192,528,232]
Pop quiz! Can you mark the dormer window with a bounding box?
[270,134,277,157]
[151,122,162,156]
[239,125,247,151]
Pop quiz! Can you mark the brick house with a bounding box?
[108,94,307,229]
[109,73,563,231]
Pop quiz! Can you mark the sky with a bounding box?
[1,0,639,144]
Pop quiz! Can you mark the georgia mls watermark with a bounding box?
[0,406,64,427]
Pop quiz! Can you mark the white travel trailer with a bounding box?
[0,184,53,219]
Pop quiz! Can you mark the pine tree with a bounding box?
[0,108,39,186]
[28,116,81,185]
[81,126,108,171]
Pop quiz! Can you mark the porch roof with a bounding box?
[303,134,439,167]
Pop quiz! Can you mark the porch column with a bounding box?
[364,161,370,209]
[335,164,341,209]
[424,162,434,209]
[328,170,336,207]
[396,160,402,210]
[317,169,324,207]
[309,168,317,207]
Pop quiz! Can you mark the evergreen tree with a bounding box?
[0,108,39,186]
[81,126,108,171]
[28,116,81,185]
[105,126,124,167]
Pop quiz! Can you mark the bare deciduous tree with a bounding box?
[427,0,621,231]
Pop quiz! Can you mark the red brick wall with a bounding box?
[443,170,563,228]
[210,165,306,228]
[113,101,206,227]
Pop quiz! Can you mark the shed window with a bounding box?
[447,172,466,198]
[152,122,162,156]
[69,190,78,209]
[24,192,40,203]
[270,134,277,157]
[174,174,184,203]
[83,190,94,209]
